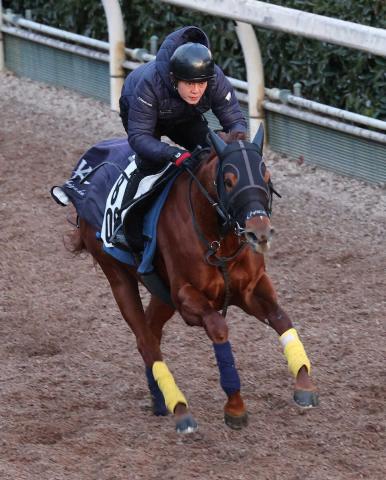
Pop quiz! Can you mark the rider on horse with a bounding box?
[51,25,247,208]
[119,25,248,200]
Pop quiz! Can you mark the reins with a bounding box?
[184,164,229,226]
[184,164,247,317]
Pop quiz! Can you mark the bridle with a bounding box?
[215,140,275,225]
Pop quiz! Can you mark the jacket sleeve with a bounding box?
[210,66,248,133]
[127,78,178,164]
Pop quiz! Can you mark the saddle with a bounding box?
[102,160,179,254]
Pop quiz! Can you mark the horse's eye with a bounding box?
[224,178,233,189]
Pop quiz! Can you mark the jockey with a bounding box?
[119,25,248,199]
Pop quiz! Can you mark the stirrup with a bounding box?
[51,186,70,206]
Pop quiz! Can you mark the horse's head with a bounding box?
[210,125,275,254]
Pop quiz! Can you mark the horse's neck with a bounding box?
[196,155,217,202]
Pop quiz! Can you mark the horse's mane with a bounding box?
[217,131,247,144]
[204,130,248,163]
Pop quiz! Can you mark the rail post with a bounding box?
[101,0,125,111]
[235,22,265,139]
[0,0,4,71]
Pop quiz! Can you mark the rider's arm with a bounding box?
[127,79,180,166]
[210,66,248,134]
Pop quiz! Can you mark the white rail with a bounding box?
[0,1,4,70]
[263,101,386,144]
[160,0,386,57]
[2,13,154,63]
[101,0,125,110]
[1,25,112,61]
[235,22,265,135]
[266,89,386,132]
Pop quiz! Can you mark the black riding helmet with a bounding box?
[170,42,215,82]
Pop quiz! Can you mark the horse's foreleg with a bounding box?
[144,296,175,416]
[245,273,318,408]
[177,284,248,429]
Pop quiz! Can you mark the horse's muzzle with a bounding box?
[244,216,274,254]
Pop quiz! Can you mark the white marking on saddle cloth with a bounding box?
[51,186,70,206]
[101,161,136,248]
[133,163,172,199]
[101,161,173,248]
[71,158,93,184]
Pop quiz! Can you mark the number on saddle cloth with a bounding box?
[101,161,175,252]
[101,161,137,248]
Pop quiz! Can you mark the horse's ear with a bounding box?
[252,123,264,154]
[208,130,227,155]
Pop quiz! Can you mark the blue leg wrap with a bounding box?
[145,366,168,416]
[213,341,241,396]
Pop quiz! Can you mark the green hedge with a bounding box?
[4,0,386,119]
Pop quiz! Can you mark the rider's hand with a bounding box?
[170,148,191,167]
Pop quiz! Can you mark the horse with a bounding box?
[65,125,318,433]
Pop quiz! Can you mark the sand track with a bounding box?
[0,71,385,480]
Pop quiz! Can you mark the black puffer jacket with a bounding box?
[119,26,247,162]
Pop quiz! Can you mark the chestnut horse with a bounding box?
[68,125,318,433]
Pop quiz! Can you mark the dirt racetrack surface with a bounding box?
[0,71,385,480]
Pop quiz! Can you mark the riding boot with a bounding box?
[119,168,147,254]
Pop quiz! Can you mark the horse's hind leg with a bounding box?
[143,295,197,432]
[144,296,175,417]
[177,284,248,430]
[245,273,319,408]
[80,223,197,432]
[145,295,175,343]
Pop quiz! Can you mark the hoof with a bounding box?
[294,390,319,408]
[175,414,198,434]
[224,411,248,430]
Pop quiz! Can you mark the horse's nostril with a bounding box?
[246,232,258,244]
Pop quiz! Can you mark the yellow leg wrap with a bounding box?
[279,328,311,378]
[152,361,188,413]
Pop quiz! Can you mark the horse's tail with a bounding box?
[64,228,85,254]
[63,210,86,254]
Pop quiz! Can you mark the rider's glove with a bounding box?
[170,148,192,167]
